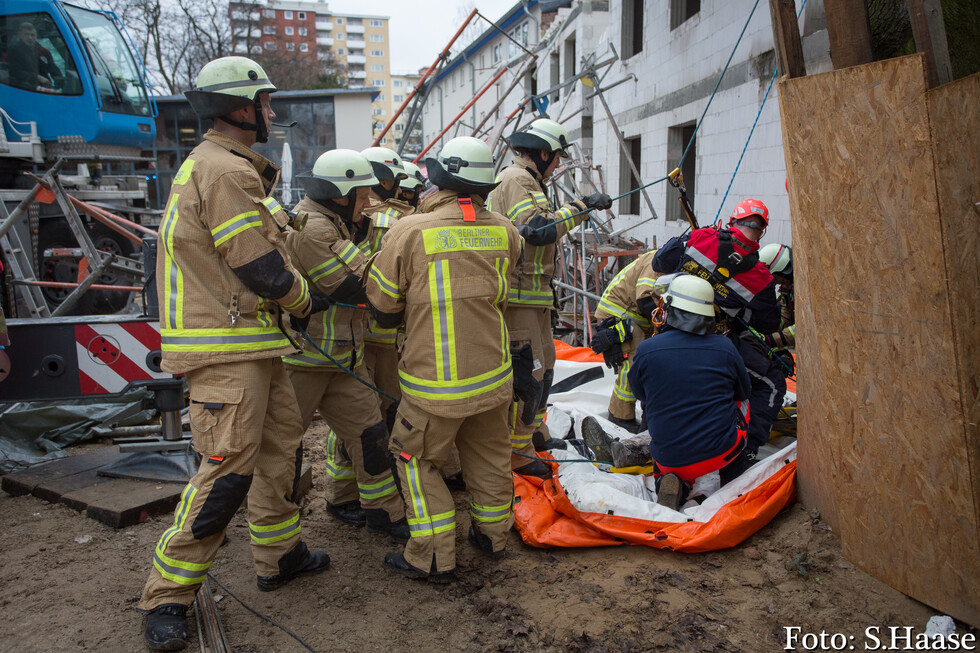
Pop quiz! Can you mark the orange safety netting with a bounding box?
[511,341,798,552]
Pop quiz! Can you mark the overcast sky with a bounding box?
[324,0,520,75]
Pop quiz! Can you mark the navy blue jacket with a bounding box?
[628,329,751,467]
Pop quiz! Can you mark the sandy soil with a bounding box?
[0,422,967,653]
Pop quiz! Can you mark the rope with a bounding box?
[715,0,808,223]
[297,326,400,402]
[512,448,595,464]
[206,573,319,653]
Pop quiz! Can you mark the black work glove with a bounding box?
[590,317,632,372]
[290,290,333,333]
[581,192,612,211]
[511,344,543,425]
[776,350,796,377]
[517,214,558,246]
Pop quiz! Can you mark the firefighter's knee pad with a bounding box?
[360,420,390,475]
[191,473,253,539]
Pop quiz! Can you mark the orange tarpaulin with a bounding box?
[511,342,798,552]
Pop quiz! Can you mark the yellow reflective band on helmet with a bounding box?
[469,499,512,523]
[369,265,402,299]
[422,226,508,255]
[507,198,536,220]
[211,211,262,247]
[282,277,310,312]
[399,361,513,401]
[261,196,283,215]
[249,513,300,545]
[310,256,343,283]
[408,509,455,538]
[358,477,398,500]
[428,260,456,381]
[161,327,291,352]
[172,158,195,186]
[400,453,430,525]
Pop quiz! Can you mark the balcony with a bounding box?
[348,70,367,79]
[347,54,365,64]
[347,38,366,49]
[315,20,332,30]
[346,24,365,34]
[316,37,333,46]
[231,11,260,20]
[233,28,262,39]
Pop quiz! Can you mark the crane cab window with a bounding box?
[1,12,82,95]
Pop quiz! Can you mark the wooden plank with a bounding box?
[908,0,953,88]
[768,0,806,78]
[777,54,980,627]
[63,479,184,529]
[927,70,980,593]
[823,0,873,69]
[1,447,120,497]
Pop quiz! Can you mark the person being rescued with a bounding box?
[627,274,756,511]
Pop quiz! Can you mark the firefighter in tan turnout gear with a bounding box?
[282,149,408,541]
[359,147,411,430]
[487,118,612,477]
[589,250,664,433]
[366,137,524,581]
[139,56,330,651]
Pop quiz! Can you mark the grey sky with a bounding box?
[324,0,520,75]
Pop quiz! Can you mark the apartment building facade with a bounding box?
[230,1,393,145]
[419,0,832,249]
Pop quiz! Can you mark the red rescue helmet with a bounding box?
[728,198,769,229]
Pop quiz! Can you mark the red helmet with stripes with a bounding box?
[728,198,769,228]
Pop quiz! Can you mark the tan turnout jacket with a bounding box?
[282,197,369,370]
[360,197,415,348]
[365,190,523,418]
[594,250,662,334]
[157,130,309,374]
[486,154,587,307]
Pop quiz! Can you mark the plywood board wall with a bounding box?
[777,54,980,626]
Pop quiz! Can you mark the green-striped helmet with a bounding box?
[299,149,379,200]
[508,118,571,156]
[185,56,277,119]
[360,147,408,183]
[425,136,499,195]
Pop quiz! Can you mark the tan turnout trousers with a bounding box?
[608,328,647,421]
[390,396,514,572]
[140,358,305,609]
[505,305,555,467]
[287,367,403,517]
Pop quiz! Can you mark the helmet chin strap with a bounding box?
[216,99,269,143]
[373,183,398,201]
[527,149,556,177]
[324,190,360,223]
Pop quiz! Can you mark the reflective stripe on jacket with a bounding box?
[282,197,368,370]
[156,130,307,373]
[486,156,587,307]
[361,198,414,347]
[365,189,523,417]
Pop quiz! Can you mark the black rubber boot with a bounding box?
[468,525,506,559]
[326,500,366,526]
[383,552,454,583]
[256,542,330,592]
[513,459,553,479]
[607,413,645,434]
[656,473,686,511]
[581,416,615,463]
[365,509,410,543]
[143,603,189,651]
[531,431,568,452]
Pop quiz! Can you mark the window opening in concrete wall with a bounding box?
[666,122,696,221]
[563,36,576,97]
[549,52,560,103]
[622,0,643,59]
[670,0,700,30]
[619,135,642,215]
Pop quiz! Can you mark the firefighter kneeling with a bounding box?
[365,137,523,581]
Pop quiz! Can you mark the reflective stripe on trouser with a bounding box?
[608,329,644,421]
[504,305,556,468]
[390,396,513,571]
[140,358,305,610]
[363,342,401,422]
[323,428,357,504]
[285,365,403,518]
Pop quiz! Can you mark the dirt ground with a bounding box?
[0,421,968,653]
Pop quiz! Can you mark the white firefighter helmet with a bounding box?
[665,274,715,318]
[508,118,572,156]
[759,243,793,275]
[360,147,408,183]
[400,161,426,191]
[185,56,277,119]
[299,149,378,200]
[425,136,498,194]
